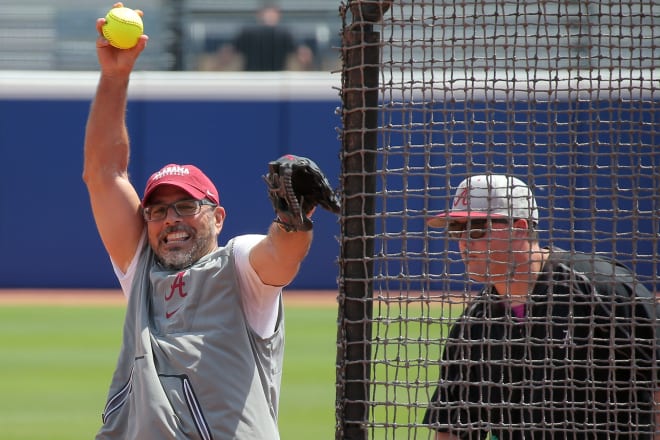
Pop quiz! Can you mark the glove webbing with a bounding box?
[272,166,312,232]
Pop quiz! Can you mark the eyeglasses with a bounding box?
[447,219,510,240]
[143,199,217,222]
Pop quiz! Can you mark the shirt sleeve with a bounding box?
[233,234,283,339]
[111,231,146,300]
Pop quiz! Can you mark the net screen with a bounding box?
[337,1,660,439]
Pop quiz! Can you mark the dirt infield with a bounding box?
[0,288,338,307]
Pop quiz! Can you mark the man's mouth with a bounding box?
[164,231,190,244]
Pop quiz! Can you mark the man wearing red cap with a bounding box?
[83,6,327,439]
[423,175,660,440]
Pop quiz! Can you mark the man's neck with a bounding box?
[493,247,548,305]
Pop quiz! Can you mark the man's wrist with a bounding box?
[273,216,312,232]
[274,216,297,232]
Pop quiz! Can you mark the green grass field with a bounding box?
[0,303,337,440]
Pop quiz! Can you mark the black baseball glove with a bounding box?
[263,154,340,232]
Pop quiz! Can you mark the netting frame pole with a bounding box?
[337,2,390,439]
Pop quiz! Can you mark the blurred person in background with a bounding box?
[205,3,314,71]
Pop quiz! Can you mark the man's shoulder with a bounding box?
[225,234,267,258]
[547,247,652,299]
[230,234,266,248]
[547,247,623,276]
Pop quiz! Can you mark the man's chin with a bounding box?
[157,249,195,271]
[466,267,498,283]
[468,272,508,284]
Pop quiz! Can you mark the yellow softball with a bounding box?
[102,7,144,49]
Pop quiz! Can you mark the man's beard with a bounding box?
[157,244,203,270]
[156,224,216,270]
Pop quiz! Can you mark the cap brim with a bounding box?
[142,181,207,206]
[427,211,506,228]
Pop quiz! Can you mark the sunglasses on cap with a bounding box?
[446,218,510,240]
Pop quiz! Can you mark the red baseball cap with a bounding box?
[142,164,219,206]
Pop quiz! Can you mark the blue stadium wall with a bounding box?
[0,72,342,289]
[377,93,658,294]
[0,72,656,290]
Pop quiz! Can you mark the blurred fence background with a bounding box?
[0,0,341,71]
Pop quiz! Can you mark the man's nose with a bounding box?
[163,205,182,222]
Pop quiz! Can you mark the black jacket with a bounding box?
[424,249,660,440]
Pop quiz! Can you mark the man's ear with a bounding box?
[214,206,226,229]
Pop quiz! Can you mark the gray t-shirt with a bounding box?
[98,235,285,439]
[115,233,281,338]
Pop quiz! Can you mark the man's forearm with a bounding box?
[83,74,131,181]
[248,222,312,287]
